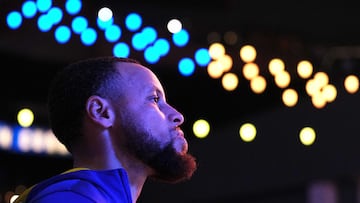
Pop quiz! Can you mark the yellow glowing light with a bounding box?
[222,72,239,91]
[17,108,34,128]
[239,45,257,63]
[297,60,313,79]
[305,79,321,97]
[274,70,291,88]
[44,130,61,154]
[282,88,298,107]
[193,119,210,138]
[0,125,13,150]
[250,75,266,94]
[242,62,259,80]
[209,43,225,60]
[32,129,45,153]
[57,143,70,155]
[299,127,316,146]
[268,58,285,76]
[239,123,257,142]
[207,60,224,79]
[322,84,337,103]
[218,54,233,72]
[344,74,359,94]
[312,92,326,109]
[314,71,329,88]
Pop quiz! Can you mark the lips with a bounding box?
[176,129,184,137]
[172,130,188,155]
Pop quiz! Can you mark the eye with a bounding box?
[153,96,160,103]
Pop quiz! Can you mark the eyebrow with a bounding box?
[151,85,166,101]
[144,84,162,94]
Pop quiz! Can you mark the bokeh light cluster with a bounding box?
[3,0,360,159]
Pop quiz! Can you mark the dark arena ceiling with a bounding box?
[2,0,360,202]
[1,0,360,127]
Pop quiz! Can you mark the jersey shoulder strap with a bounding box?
[13,168,89,203]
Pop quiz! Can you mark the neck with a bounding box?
[126,169,148,203]
[119,151,153,203]
[72,150,152,203]
[71,131,153,203]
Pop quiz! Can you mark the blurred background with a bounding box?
[1,0,360,202]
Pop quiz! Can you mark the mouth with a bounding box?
[172,128,188,155]
[173,126,184,137]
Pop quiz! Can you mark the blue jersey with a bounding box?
[14,168,133,203]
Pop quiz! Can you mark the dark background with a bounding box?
[1,0,360,202]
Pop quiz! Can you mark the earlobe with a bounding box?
[86,96,114,127]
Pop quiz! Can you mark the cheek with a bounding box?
[146,122,172,148]
[148,125,171,144]
[135,106,170,140]
[144,108,168,129]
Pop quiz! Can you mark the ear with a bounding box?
[86,95,114,128]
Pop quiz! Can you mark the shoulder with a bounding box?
[31,179,108,202]
[13,178,103,203]
[15,168,132,203]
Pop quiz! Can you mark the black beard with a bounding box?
[146,141,197,183]
[122,117,197,183]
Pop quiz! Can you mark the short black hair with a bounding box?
[47,56,140,152]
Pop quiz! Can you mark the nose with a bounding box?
[169,105,184,125]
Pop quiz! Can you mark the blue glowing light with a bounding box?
[72,16,88,34]
[37,14,52,32]
[105,25,121,42]
[144,46,160,64]
[80,27,97,46]
[113,42,130,58]
[5,1,200,74]
[97,17,113,30]
[55,25,71,44]
[125,12,142,31]
[6,11,22,29]
[153,38,170,56]
[36,0,52,13]
[178,57,195,76]
[65,0,82,15]
[48,7,63,25]
[142,26,157,42]
[22,1,37,18]
[172,29,189,47]
[195,48,211,67]
[132,33,147,51]
[132,26,157,50]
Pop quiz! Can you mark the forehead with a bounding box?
[115,62,164,93]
